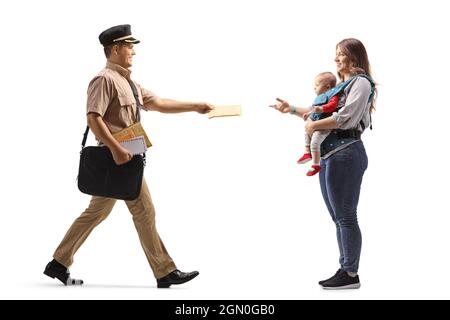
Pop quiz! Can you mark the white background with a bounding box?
[0,0,449,300]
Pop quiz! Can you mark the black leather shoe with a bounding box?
[43,259,83,286]
[157,269,199,288]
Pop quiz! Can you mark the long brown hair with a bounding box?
[337,38,377,112]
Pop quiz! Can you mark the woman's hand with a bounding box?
[271,98,291,113]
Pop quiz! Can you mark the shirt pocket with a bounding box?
[117,95,137,123]
[118,95,136,108]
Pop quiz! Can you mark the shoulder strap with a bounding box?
[325,78,354,100]
[126,79,147,163]
[127,79,142,122]
[81,125,90,149]
[354,74,375,130]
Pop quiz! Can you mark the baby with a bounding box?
[298,72,340,176]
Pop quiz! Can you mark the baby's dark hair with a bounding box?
[316,72,337,89]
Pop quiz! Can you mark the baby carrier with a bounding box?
[312,74,375,156]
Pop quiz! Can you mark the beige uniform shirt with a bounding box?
[86,62,158,134]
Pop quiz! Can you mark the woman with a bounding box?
[274,38,377,289]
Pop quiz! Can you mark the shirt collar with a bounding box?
[106,62,131,79]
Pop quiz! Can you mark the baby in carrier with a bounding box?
[298,72,341,176]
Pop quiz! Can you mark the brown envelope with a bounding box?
[208,105,241,119]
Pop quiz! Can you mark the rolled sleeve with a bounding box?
[141,86,159,111]
[86,76,114,117]
[331,77,372,130]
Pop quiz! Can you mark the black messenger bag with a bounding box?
[77,127,144,201]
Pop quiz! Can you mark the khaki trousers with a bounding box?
[53,178,177,279]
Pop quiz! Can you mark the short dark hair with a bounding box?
[104,44,113,58]
[103,42,127,58]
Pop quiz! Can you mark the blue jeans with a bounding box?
[319,141,368,273]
